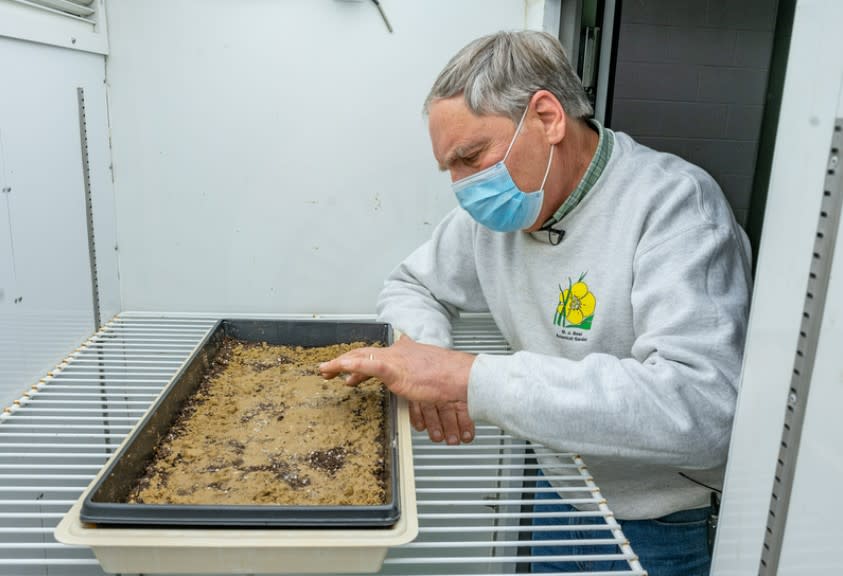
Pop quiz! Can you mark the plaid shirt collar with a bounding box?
[541,119,614,228]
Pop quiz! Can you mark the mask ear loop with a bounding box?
[503,103,555,191]
[537,145,560,244]
[503,104,531,163]
[538,143,555,191]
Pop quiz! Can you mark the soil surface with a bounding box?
[126,338,387,506]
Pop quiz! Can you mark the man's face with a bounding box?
[428,96,549,193]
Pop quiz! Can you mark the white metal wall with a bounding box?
[777,112,843,573]
[0,35,118,409]
[105,0,536,314]
[711,0,843,573]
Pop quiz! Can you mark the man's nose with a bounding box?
[450,166,475,183]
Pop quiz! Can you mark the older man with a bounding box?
[320,30,751,575]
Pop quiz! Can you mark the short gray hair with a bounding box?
[424,30,593,122]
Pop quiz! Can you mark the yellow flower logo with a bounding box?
[554,274,596,329]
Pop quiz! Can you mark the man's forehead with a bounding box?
[429,97,510,132]
[430,107,512,168]
[438,136,490,170]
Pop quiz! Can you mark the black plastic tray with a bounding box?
[80,319,398,527]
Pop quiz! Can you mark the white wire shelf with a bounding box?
[0,312,645,575]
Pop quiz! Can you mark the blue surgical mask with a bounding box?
[452,105,554,232]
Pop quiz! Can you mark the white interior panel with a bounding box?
[105,0,530,314]
[777,112,843,572]
[84,75,121,324]
[711,0,843,572]
[0,36,114,408]
[0,0,108,55]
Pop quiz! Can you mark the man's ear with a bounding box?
[531,90,566,145]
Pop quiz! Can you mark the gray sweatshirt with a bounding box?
[376,131,752,519]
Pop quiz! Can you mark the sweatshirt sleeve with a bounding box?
[468,220,752,469]
[376,208,489,348]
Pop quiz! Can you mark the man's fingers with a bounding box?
[319,348,381,384]
[318,359,344,379]
[420,403,444,443]
[456,403,475,443]
[409,401,426,432]
[343,372,372,386]
[437,404,461,445]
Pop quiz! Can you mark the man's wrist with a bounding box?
[449,350,476,403]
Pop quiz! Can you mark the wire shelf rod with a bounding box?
[0,443,118,449]
[0,474,102,480]
[0,464,108,470]
[412,454,566,461]
[414,464,569,471]
[87,334,204,343]
[0,453,110,459]
[416,487,596,494]
[0,559,100,566]
[0,500,78,505]
[414,475,589,482]
[0,427,134,432]
[11,400,150,405]
[0,512,65,518]
[383,553,635,565]
[4,408,147,414]
[412,457,544,465]
[418,524,617,534]
[61,352,191,360]
[107,317,215,324]
[100,326,211,333]
[399,538,625,549]
[0,543,87,549]
[47,368,178,374]
[417,511,609,520]
[0,417,141,423]
[40,378,168,385]
[413,444,567,451]
[62,358,187,365]
[25,391,159,398]
[418,497,602,506]
[573,455,646,573]
[0,487,86,493]
[0,432,126,438]
[15,390,160,396]
[75,343,197,350]
[21,388,161,400]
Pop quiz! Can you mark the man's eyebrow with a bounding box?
[438,140,488,172]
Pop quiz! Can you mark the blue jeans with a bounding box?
[531,479,711,575]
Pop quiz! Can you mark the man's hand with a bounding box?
[410,400,475,445]
[319,336,476,443]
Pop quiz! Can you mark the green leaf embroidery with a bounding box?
[562,277,574,328]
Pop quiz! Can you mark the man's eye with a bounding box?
[462,153,480,164]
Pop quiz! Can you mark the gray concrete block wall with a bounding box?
[608,0,778,227]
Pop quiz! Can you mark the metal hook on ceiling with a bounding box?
[370,0,393,33]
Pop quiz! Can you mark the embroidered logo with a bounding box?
[554,273,596,330]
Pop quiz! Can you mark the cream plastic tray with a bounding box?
[55,399,418,574]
